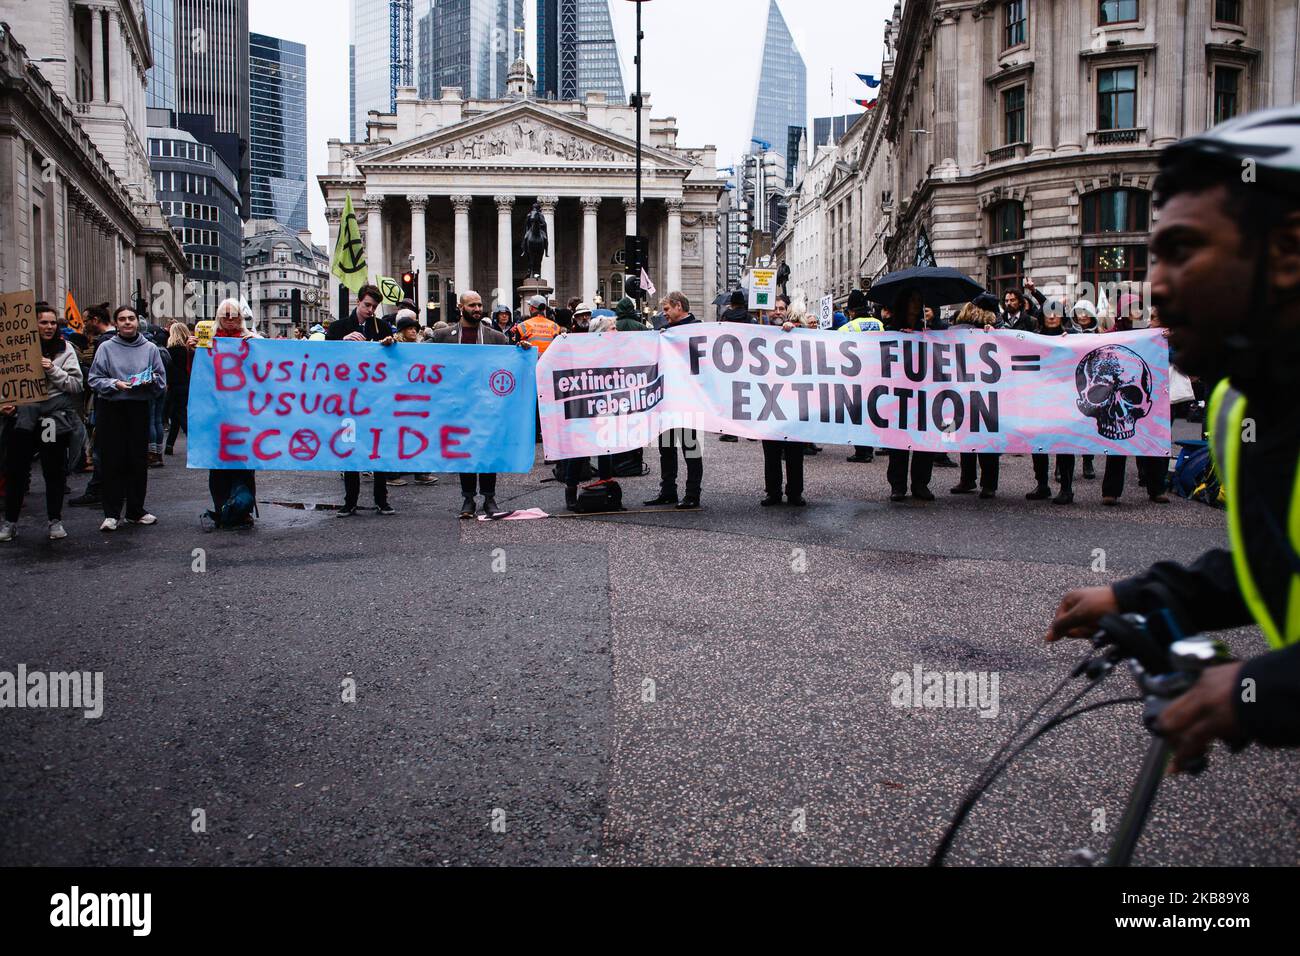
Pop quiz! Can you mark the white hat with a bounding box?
[573,302,593,315]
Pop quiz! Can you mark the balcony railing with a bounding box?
[1094,127,1144,145]
[985,143,1025,164]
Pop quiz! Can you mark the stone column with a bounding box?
[538,195,558,290]
[1152,1,1184,146]
[452,195,472,299]
[1030,5,1053,155]
[93,9,107,103]
[700,211,719,316]
[1056,0,1084,152]
[409,195,427,315]
[622,196,636,238]
[581,196,600,302]
[495,195,514,311]
[324,207,341,260]
[665,198,683,293]
[364,194,384,283]
[107,8,122,104]
[1181,0,1210,142]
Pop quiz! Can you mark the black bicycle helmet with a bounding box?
[1159,103,1300,195]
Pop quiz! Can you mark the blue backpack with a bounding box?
[203,480,256,529]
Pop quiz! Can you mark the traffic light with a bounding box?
[290,288,301,324]
[624,236,646,299]
[401,270,418,301]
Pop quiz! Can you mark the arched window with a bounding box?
[987,200,1025,295]
[1081,188,1149,286]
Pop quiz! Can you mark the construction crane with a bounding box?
[389,0,413,113]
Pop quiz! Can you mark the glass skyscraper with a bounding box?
[537,0,625,102]
[351,0,395,141]
[250,33,308,232]
[173,0,250,215]
[750,0,806,166]
[414,0,525,104]
[143,0,176,112]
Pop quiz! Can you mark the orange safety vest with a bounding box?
[514,315,561,356]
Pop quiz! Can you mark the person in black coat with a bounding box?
[1026,309,1077,504]
[884,290,938,501]
[646,292,704,508]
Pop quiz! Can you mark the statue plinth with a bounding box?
[517,277,554,307]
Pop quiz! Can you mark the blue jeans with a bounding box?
[149,392,166,452]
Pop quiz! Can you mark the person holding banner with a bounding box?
[948,298,1002,499]
[1027,307,1078,505]
[323,285,398,517]
[433,291,511,518]
[884,290,939,502]
[200,300,263,525]
[0,304,85,542]
[761,317,808,507]
[840,290,885,463]
[646,292,704,510]
[86,306,166,532]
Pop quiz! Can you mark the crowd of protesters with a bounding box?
[0,274,1181,540]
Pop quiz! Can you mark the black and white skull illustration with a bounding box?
[1074,345,1153,440]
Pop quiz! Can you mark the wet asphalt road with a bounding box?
[1,431,1296,866]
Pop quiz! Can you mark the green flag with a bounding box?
[331,193,367,295]
[377,276,402,305]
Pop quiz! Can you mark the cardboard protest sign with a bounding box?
[0,290,46,407]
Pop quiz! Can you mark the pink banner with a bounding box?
[538,324,1172,459]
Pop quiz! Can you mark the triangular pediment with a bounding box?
[357,100,694,170]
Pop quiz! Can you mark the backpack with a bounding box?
[575,478,623,513]
[203,478,257,529]
[612,448,648,478]
[1171,442,1222,508]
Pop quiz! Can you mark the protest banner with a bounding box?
[0,290,46,407]
[538,324,1172,458]
[188,338,538,473]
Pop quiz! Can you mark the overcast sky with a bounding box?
[249,0,894,247]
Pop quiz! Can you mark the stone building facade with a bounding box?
[0,12,183,313]
[319,61,726,318]
[242,219,333,337]
[779,0,1299,309]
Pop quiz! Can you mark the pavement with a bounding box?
[1,428,1296,866]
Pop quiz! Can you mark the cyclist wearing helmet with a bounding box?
[1046,105,1300,769]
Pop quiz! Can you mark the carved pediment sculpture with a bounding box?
[407,118,625,164]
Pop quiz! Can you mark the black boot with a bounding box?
[459,496,476,519]
[565,485,579,512]
[1026,484,1051,500]
[644,490,678,506]
[482,496,501,517]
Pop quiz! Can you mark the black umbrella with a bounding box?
[865,266,984,310]
[714,291,737,307]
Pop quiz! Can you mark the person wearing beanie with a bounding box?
[614,296,648,332]
[720,290,753,323]
[393,312,422,342]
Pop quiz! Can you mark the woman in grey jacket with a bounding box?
[86,306,167,532]
[0,304,85,541]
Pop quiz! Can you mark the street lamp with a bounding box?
[625,0,653,295]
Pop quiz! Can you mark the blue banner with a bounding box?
[188,338,537,473]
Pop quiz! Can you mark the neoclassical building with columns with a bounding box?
[319,60,725,318]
